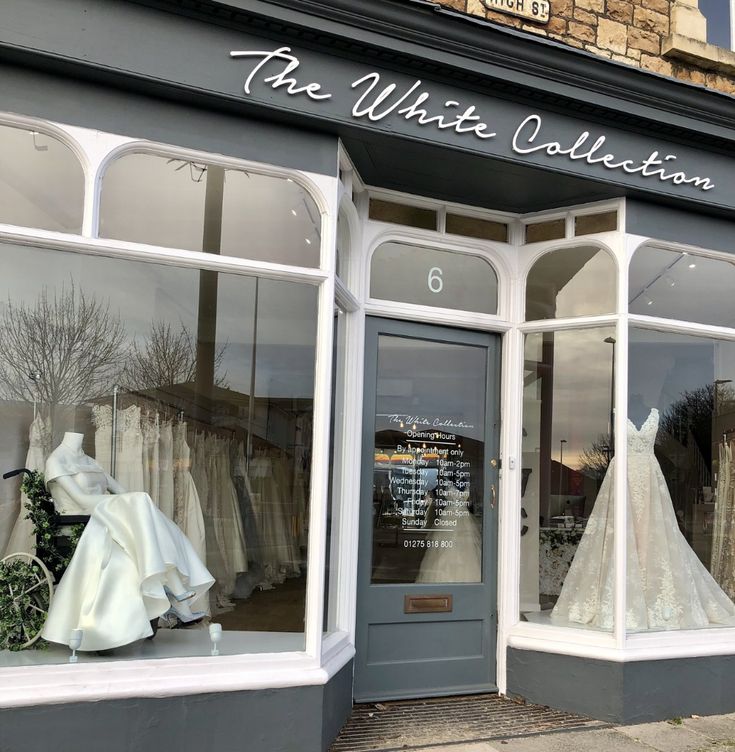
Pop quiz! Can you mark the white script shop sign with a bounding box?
[230,47,715,193]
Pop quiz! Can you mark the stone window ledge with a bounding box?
[663,33,735,75]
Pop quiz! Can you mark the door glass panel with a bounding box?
[370,334,487,584]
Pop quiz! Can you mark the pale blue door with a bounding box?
[355,318,500,701]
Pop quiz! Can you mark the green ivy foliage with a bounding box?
[19,471,84,579]
[0,471,84,651]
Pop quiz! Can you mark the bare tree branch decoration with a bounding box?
[0,282,125,406]
[120,321,228,391]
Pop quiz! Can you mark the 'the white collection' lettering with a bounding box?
[230,47,715,193]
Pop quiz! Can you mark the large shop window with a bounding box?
[99,152,321,267]
[0,241,318,662]
[520,245,617,630]
[521,328,616,629]
[626,327,735,631]
[626,244,735,632]
[0,123,84,234]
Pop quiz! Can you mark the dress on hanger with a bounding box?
[250,453,296,586]
[4,415,50,556]
[92,405,113,474]
[551,408,735,630]
[416,484,482,583]
[158,419,175,520]
[712,439,735,600]
[172,422,206,564]
[115,405,145,493]
[232,441,265,600]
[41,444,214,651]
[142,415,160,507]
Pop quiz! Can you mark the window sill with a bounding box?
[663,33,735,76]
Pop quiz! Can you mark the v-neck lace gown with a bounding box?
[551,408,735,631]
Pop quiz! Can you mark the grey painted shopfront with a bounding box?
[1,1,735,751]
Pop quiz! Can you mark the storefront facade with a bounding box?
[1,1,735,750]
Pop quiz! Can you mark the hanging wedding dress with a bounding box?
[41,435,214,651]
[158,419,175,520]
[4,415,51,556]
[250,453,297,586]
[172,422,206,565]
[551,408,735,630]
[92,405,113,474]
[142,414,160,507]
[115,405,145,493]
[416,484,482,583]
[711,439,735,600]
[232,442,265,599]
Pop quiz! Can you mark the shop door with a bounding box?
[355,318,500,702]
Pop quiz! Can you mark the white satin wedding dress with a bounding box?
[41,444,214,651]
[551,408,735,630]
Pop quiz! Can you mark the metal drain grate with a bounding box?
[330,694,608,752]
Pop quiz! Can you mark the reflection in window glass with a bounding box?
[524,219,565,244]
[100,153,321,266]
[526,246,616,320]
[630,246,735,327]
[368,199,437,230]
[0,241,317,662]
[371,242,498,314]
[371,335,487,584]
[0,123,84,233]
[627,327,735,631]
[521,327,615,630]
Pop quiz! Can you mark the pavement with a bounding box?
[402,712,735,752]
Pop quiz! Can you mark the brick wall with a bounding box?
[434,0,735,94]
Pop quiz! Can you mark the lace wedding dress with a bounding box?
[4,415,51,556]
[416,484,481,583]
[551,408,735,630]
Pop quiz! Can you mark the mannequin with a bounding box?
[41,432,214,652]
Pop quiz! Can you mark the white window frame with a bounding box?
[0,112,349,707]
[508,226,735,668]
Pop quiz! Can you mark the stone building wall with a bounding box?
[434,0,735,94]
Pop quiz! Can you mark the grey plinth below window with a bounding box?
[0,661,353,752]
[507,647,735,723]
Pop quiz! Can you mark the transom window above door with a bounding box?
[370,241,499,315]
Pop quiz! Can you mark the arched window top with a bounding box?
[525,245,616,321]
[370,241,498,314]
[0,122,84,233]
[629,245,735,328]
[99,151,321,267]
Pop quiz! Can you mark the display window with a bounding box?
[519,237,735,643]
[626,327,735,631]
[520,244,618,631]
[0,113,335,671]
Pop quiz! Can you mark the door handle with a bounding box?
[491,483,497,509]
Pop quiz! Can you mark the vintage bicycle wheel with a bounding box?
[0,553,54,649]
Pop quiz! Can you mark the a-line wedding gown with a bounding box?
[551,408,735,631]
[41,442,214,651]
